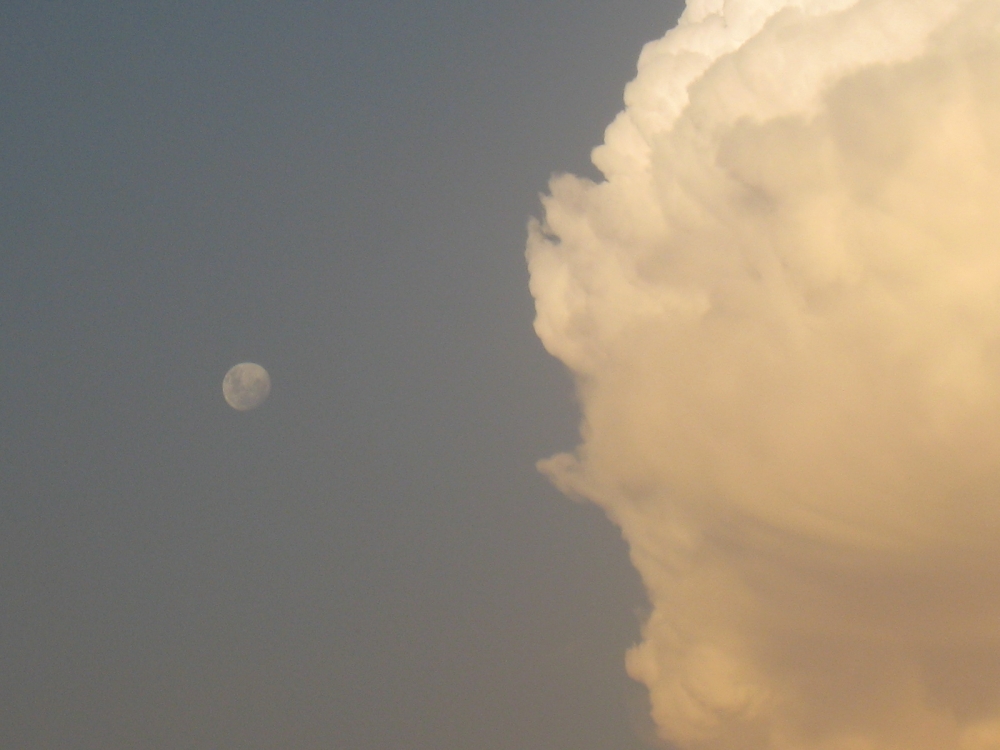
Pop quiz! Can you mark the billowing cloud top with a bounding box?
[528,2,1000,748]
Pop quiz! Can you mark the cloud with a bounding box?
[527,2,1000,748]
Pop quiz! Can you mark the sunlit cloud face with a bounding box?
[528,2,1000,748]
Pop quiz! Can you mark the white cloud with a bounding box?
[529,2,1000,748]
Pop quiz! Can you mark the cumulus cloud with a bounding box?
[527,2,1000,748]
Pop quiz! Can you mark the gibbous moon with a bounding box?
[222,362,271,411]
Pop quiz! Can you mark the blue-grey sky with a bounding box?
[1,2,684,748]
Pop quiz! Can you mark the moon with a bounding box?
[222,362,271,411]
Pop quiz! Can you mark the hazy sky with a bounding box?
[1,3,687,749]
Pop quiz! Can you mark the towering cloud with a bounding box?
[527,2,1000,748]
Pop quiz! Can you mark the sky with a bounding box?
[0,3,685,749]
[12,3,1000,749]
